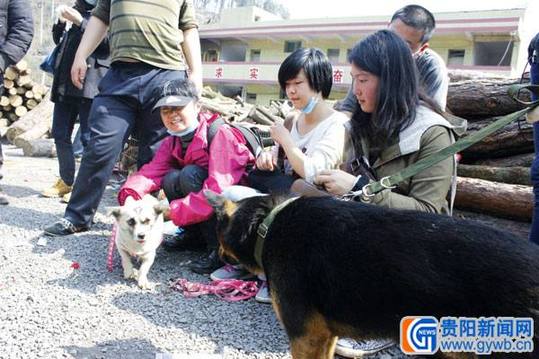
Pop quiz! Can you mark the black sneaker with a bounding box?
[163,228,205,252]
[189,249,223,275]
[43,218,89,237]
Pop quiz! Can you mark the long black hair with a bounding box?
[278,48,333,99]
[348,30,420,158]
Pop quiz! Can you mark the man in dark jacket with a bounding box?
[0,0,34,205]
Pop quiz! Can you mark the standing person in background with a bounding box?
[44,0,202,236]
[528,33,539,244]
[0,0,33,206]
[339,4,448,115]
[42,0,110,203]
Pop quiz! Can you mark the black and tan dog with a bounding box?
[204,191,539,359]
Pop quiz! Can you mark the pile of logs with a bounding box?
[447,72,534,222]
[0,60,48,132]
[199,86,293,124]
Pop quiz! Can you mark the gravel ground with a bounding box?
[0,144,417,359]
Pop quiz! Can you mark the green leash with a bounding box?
[361,84,539,199]
[254,197,299,270]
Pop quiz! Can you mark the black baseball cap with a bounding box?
[152,79,199,112]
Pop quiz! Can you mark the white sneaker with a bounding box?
[210,264,256,281]
[255,280,271,303]
[334,338,394,358]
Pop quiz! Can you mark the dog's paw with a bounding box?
[123,268,138,280]
[137,279,156,290]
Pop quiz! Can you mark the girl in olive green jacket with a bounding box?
[316,30,465,215]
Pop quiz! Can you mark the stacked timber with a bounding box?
[1,60,51,156]
[0,60,48,136]
[448,72,535,222]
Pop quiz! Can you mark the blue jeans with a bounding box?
[64,62,186,227]
[51,100,91,186]
[529,59,539,244]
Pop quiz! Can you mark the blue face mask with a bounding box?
[85,0,97,5]
[167,118,199,138]
[301,96,319,114]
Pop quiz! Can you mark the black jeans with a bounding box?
[64,63,187,227]
[51,100,91,185]
[161,164,218,249]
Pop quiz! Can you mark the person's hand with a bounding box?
[315,169,357,196]
[71,55,88,89]
[270,121,292,147]
[189,72,203,97]
[256,150,276,171]
[56,5,68,23]
[61,7,83,26]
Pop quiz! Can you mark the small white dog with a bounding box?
[109,195,167,289]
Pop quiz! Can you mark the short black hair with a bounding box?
[278,48,333,99]
[391,4,436,44]
[157,79,199,102]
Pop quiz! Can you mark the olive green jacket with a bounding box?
[345,105,467,215]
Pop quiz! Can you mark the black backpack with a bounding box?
[207,117,274,158]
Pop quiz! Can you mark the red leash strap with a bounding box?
[170,278,259,302]
[107,224,117,272]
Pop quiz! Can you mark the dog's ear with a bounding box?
[204,189,239,221]
[108,206,122,219]
[153,201,169,215]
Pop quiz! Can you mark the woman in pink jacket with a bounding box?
[118,79,255,274]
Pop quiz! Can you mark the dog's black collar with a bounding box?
[254,197,299,270]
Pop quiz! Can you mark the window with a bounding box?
[204,49,218,62]
[250,49,261,62]
[447,49,465,66]
[284,40,302,53]
[473,41,513,66]
[327,48,340,63]
[246,93,257,104]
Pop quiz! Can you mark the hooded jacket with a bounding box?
[345,105,466,214]
[118,112,256,227]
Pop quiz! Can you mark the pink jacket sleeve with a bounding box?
[118,137,177,205]
[169,126,254,227]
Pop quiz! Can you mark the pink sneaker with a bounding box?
[210,264,256,281]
